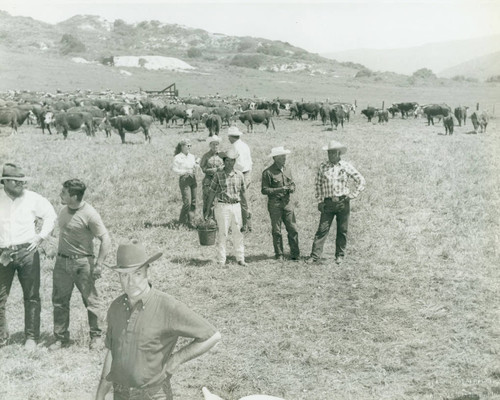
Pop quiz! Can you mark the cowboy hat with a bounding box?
[207,135,221,144]
[227,126,243,137]
[219,148,239,160]
[1,163,31,182]
[268,146,291,158]
[105,239,163,273]
[322,140,347,154]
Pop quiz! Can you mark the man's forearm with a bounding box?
[96,232,111,264]
[95,350,113,400]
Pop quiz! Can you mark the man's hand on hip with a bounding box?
[27,235,43,252]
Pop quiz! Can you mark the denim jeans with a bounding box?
[311,197,350,260]
[113,378,173,400]
[268,200,300,258]
[52,255,102,342]
[179,174,197,227]
[0,248,41,341]
[241,171,252,230]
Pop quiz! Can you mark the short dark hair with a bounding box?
[63,179,86,201]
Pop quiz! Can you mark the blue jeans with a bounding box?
[113,378,173,400]
[268,200,299,258]
[311,197,350,260]
[52,255,102,342]
[0,247,41,341]
[179,174,197,227]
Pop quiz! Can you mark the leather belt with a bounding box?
[218,199,239,204]
[57,253,93,260]
[324,195,347,202]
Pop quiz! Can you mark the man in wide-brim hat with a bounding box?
[96,239,221,400]
[307,140,365,265]
[261,146,300,261]
[204,148,248,266]
[0,163,57,351]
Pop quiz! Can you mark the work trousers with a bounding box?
[113,378,173,400]
[214,203,244,264]
[179,174,197,227]
[52,255,102,342]
[0,247,41,341]
[202,177,213,218]
[241,171,252,230]
[311,197,350,260]
[268,200,300,258]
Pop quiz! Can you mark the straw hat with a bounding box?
[322,140,347,154]
[207,135,221,144]
[219,148,239,160]
[1,163,31,182]
[227,126,243,137]
[105,240,163,273]
[268,146,291,158]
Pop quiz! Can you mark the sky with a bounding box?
[1,0,499,54]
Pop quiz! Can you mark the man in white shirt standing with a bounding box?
[228,126,253,232]
[0,163,57,351]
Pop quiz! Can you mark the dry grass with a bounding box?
[0,84,499,400]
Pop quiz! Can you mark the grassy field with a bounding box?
[0,82,499,400]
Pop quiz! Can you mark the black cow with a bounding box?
[238,110,275,133]
[454,106,468,126]
[45,111,94,139]
[443,115,454,135]
[319,104,331,126]
[210,106,235,126]
[106,115,154,143]
[421,104,451,126]
[329,105,345,129]
[289,103,300,120]
[377,110,389,123]
[392,102,419,118]
[270,101,280,116]
[163,105,188,126]
[361,107,379,122]
[297,102,320,120]
[387,105,400,118]
[470,111,489,133]
[203,114,222,136]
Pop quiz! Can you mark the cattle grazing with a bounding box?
[45,111,94,139]
[106,115,154,143]
[163,105,188,126]
[329,105,345,129]
[420,104,452,125]
[319,104,331,126]
[298,102,320,120]
[443,115,454,135]
[454,106,468,126]
[377,110,389,124]
[270,101,280,116]
[0,109,19,135]
[202,114,222,136]
[238,110,275,133]
[387,105,400,118]
[470,111,489,133]
[391,102,419,118]
[288,103,300,120]
[361,107,379,122]
[211,106,236,126]
[185,109,202,132]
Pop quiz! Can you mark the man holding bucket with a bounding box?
[204,148,248,266]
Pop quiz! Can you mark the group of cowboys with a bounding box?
[172,125,366,266]
[0,124,365,399]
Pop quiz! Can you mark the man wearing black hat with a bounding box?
[0,163,57,351]
[95,240,221,400]
[307,141,365,264]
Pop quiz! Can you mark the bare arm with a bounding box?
[164,331,221,376]
[95,350,113,400]
[92,232,111,279]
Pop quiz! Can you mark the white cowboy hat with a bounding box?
[219,148,239,160]
[268,146,291,158]
[207,135,221,144]
[227,126,243,137]
[322,140,347,154]
[105,239,163,273]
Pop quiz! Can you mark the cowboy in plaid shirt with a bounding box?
[308,140,365,264]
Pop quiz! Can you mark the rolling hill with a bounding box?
[438,51,500,81]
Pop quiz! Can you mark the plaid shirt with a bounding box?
[314,160,365,203]
[208,169,246,203]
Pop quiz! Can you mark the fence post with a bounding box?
[382,101,385,110]
[476,102,479,111]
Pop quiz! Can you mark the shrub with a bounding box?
[59,34,86,55]
[230,54,264,69]
[412,68,436,79]
[257,43,286,57]
[486,75,500,82]
[237,39,255,52]
[187,47,203,58]
[355,68,373,78]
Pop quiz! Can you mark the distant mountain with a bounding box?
[438,51,500,81]
[322,35,500,77]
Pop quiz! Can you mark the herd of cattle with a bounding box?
[0,90,491,142]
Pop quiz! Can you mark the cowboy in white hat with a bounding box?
[204,148,248,266]
[228,126,253,232]
[200,135,224,217]
[307,140,365,264]
[0,163,57,351]
[261,146,300,261]
[96,240,221,400]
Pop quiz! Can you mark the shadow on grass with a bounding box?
[144,219,187,230]
[170,257,213,266]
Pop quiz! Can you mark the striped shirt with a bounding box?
[314,160,365,203]
[200,150,224,184]
[208,169,246,203]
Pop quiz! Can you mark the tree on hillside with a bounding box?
[187,47,203,58]
[412,68,436,79]
[59,34,86,55]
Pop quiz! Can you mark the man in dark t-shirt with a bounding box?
[95,240,221,400]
